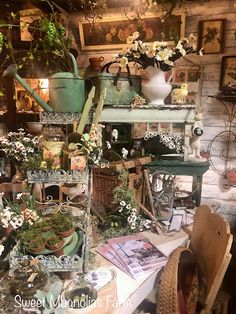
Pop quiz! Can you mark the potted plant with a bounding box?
[27,236,45,253]
[45,234,64,251]
[34,220,52,232]
[50,212,75,238]
[20,229,39,247]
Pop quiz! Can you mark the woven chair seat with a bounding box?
[156,246,199,314]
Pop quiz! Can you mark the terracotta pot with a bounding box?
[46,237,64,251]
[54,248,64,257]
[28,242,46,253]
[89,56,104,71]
[57,227,75,238]
[200,151,210,160]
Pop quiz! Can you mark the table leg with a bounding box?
[192,175,202,207]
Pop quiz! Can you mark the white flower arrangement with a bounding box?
[0,129,40,166]
[144,131,183,153]
[0,192,39,231]
[113,31,200,71]
[118,201,151,232]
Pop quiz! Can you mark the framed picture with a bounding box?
[20,8,43,41]
[78,13,185,51]
[198,19,226,54]
[220,55,236,89]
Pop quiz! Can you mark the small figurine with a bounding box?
[171,83,188,104]
[112,129,118,142]
[130,95,146,108]
[188,114,204,160]
[121,147,129,159]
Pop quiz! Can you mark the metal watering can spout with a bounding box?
[3,63,53,112]
[3,53,85,113]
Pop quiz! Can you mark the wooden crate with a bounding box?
[92,157,151,209]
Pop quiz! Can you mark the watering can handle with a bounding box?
[69,52,79,78]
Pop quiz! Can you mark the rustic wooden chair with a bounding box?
[190,205,232,314]
[156,205,233,314]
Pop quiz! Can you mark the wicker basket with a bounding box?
[92,157,151,209]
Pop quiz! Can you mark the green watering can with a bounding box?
[3,53,85,113]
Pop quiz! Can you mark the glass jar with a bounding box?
[42,126,65,169]
[64,274,98,309]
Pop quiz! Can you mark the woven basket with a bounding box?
[156,246,198,314]
[92,167,143,209]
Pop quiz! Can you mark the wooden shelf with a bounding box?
[16,112,40,122]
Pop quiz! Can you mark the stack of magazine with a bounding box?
[96,234,168,278]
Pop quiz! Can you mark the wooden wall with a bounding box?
[71,0,236,217]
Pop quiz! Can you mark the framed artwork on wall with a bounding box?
[171,66,201,106]
[220,55,236,89]
[78,13,185,51]
[198,19,226,54]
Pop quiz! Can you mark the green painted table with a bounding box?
[145,159,210,206]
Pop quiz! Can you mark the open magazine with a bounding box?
[96,234,167,278]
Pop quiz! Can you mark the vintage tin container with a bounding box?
[86,72,142,106]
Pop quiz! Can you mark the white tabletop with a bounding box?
[66,228,189,314]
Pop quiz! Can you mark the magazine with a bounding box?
[96,243,132,277]
[107,234,168,277]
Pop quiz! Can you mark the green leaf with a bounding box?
[28,53,34,60]
[83,133,90,141]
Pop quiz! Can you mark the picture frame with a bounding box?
[220,55,236,89]
[198,19,226,54]
[171,66,201,106]
[78,13,185,51]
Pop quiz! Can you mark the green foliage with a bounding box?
[46,235,62,246]
[20,229,39,245]
[113,169,135,208]
[0,3,73,80]
[50,212,74,231]
[28,236,45,249]
[102,226,132,239]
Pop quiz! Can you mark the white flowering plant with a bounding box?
[144,131,183,154]
[103,169,151,236]
[0,129,41,167]
[117,201,151,232]
[113,31,200,71]
[0,192,40,232]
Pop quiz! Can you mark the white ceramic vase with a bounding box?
[142,66,172,105]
